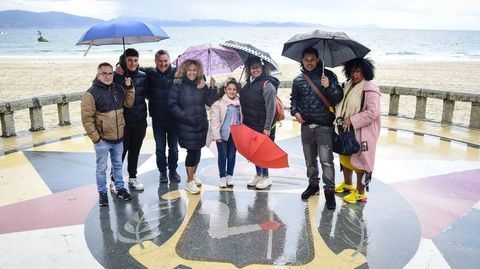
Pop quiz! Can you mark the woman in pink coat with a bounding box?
[333,58,381,203]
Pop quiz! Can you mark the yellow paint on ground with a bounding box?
[129,189,365,268]
[0,152,52,206]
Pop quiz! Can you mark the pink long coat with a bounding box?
[349,81,381,172]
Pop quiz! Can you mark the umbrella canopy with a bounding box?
[281,30,370,68]
[76,20,169,55]
[219,40,280,73]
[230,124,288,169]
[172,44,243,76]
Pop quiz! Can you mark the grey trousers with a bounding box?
[300,124,335,188]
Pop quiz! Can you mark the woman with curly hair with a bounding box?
[168,59,217,194]
[334,58,381,203]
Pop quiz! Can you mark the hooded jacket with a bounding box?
[81,79,135,144]
[290,66,343,126]
[114,66,149,123]
[168,77,217,149]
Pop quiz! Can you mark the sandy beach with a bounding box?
[1,57,479,133]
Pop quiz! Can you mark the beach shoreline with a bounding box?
[0,57,479,132]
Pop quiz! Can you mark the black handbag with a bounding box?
[333,119,360,156]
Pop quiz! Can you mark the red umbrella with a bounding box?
[230,124,289,168]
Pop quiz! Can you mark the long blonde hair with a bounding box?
[174,59,205,84]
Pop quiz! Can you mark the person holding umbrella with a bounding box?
[334,58,381,204]
[290,47,343,209]
[241,56,280,190]
[112,48,149,192]
[81,62,135,206]
[168,59,217,194]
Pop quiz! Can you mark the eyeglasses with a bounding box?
[100,72,114,77]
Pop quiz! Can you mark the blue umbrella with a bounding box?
[76,20,169,56]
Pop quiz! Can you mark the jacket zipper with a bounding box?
[108,85,120,140]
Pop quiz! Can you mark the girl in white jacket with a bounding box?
[209,78,242,187]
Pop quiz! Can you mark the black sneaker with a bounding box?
[116,188,132,201]
[99,192,108,206]
[301,183,319,200]
[169,170,181,182]
[159,172,168,183]
[324,186,336,210]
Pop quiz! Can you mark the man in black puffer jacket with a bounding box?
[290,47,343,209]
[145,50,181,183]
[113,48,149,192]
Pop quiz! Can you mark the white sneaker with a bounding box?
[128,177,144,191]
[226,175,234,186]
[247,174,263,187]
[185,181,200,194]
[109,180,117,194]
[193,176,202,187]
[219,177,227,188]
[256,176,272,189]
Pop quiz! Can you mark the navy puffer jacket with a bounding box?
[145,66,176,121]
[168,77,216,149]
[114,67,149,122]
[290,67,343,126]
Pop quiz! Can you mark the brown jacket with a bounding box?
[81,79,135,144]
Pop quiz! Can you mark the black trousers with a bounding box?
[122,120,147,178]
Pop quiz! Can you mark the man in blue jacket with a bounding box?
[145,50,181,183]
[113,48,149,192]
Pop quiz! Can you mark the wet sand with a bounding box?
[1,58,479,132]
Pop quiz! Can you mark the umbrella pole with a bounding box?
[322,39,325,76]
[122,37,129,78]
[83,43,93,57]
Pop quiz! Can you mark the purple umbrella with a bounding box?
[173,44,243,76]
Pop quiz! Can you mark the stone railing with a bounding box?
[0,93,82,137]
[1,82,479,137]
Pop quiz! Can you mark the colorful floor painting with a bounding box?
[0,124,479,269]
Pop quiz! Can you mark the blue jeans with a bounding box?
[216,136,237,178]
[152,119,179,173]
[94,140,124,193]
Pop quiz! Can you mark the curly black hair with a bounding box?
[343,58,375,81]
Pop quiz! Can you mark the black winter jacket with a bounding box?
[145,66,176,121]
[114,67,149,123]
[290,67,343,126]
[168,77,216,149]
[240,76,280,133]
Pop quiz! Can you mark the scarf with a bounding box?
[335,79,365,122]
[222,94,240,106]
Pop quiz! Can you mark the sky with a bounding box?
[1,0,479,30]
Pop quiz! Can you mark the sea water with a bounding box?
[0,26,479,63]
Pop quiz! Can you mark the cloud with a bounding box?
[1,0,479,29]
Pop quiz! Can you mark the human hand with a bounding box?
[210,77,216,88]
[115,65,124,75]
[125,77,132,87]
[263,129,271,136]
[215,139,222,143]
[197,79,206,89]
[294,112,305,124]
[321,75,330,88]
[342,118,352,131]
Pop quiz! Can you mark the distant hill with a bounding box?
[0,10,324,28]
[0,10,103,28]
[114,16,324,28]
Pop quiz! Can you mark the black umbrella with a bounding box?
[220,40,280,79]
[282,30,370,73]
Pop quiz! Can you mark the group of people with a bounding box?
[81,46,381,210]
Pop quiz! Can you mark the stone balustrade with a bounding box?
[1,83,479,137]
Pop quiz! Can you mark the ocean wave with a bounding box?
[386,51,421,56]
